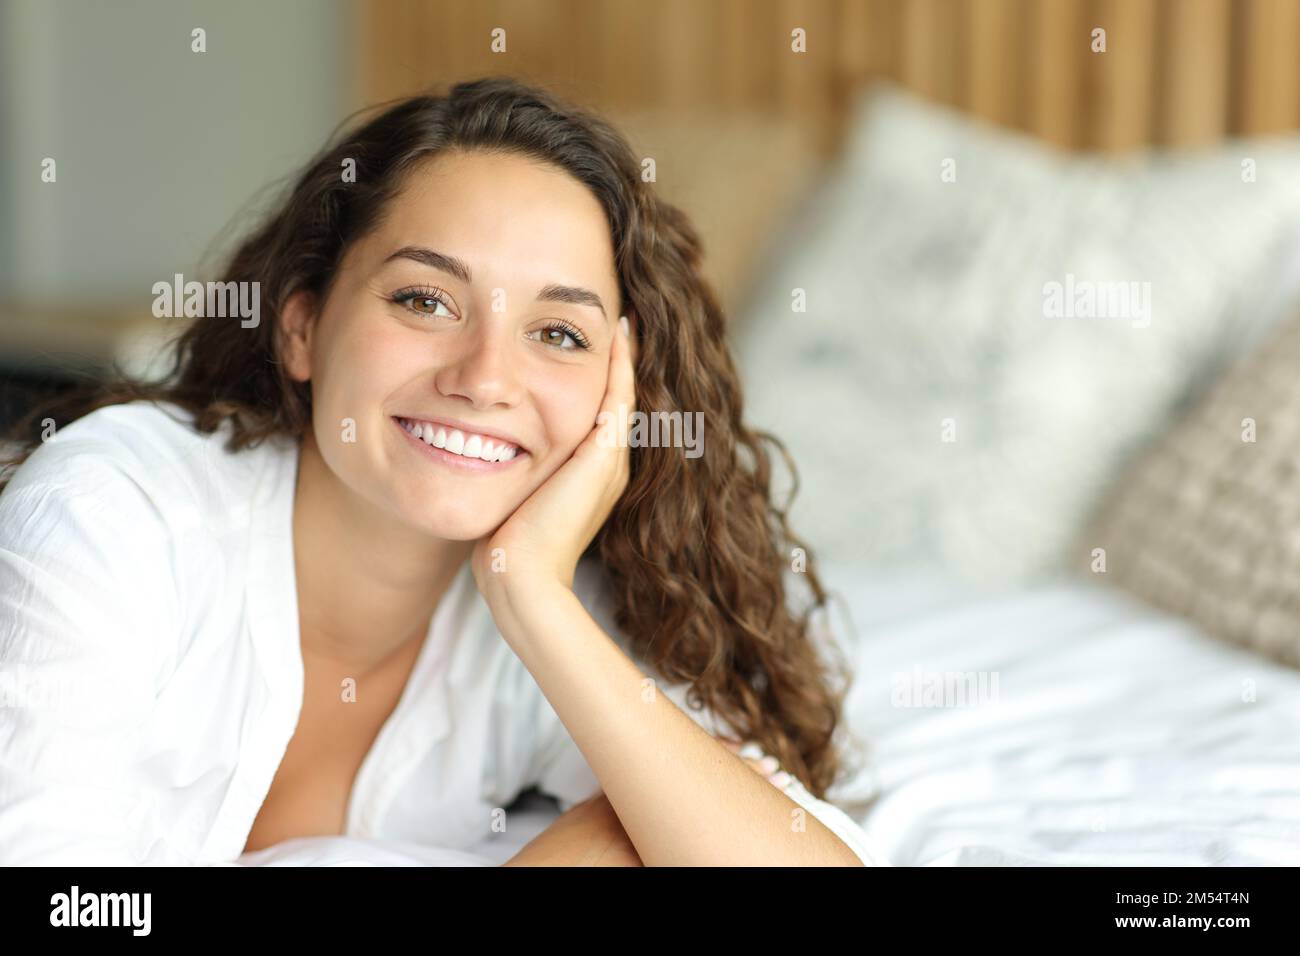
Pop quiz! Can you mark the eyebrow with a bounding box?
[385,245,609,320]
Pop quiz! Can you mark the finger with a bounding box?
[742,757,790,789]
[603,314,636,420]
[623,312,639,370]
[588,316,638,460]
[745,753,781,775]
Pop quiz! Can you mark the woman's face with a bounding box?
[285,148,623,541]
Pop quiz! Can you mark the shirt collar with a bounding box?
[246,432,304,718]
[243,433,477,835]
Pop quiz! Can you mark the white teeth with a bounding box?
[400,418,519,461]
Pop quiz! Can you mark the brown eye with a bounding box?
[392,287,454,318]
[529,321,592,351]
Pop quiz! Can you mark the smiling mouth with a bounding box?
[393,416,527,468]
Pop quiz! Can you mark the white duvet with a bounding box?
[235,565,1300,866]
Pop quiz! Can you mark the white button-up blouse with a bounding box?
[0,399,885,866]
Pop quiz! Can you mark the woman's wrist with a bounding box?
[479,570,576,644]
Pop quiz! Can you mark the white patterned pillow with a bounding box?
[735,83,1300,586]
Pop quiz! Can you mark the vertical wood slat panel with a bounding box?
[837,0,874,88]
[1027,0,1086,149]
[1081,0,1159,150]
[355,0,1300,155]
[778,0,841,155]
[582,0,642,109]
[901,0,962,105]
[964,0,1026,129]
[547,0,594,94]
[656,0,716,112]
[439,0,493,93]
[352,0,378,110]
[833,0,899,159]
[717,0,763,109]
[1237,0,1300,134]
[778,0,823,109]
[1159,0,1231,146]
[734,0,782,110]
[864,0,905,83]
[562,0,603,101]
[355,0,414,107]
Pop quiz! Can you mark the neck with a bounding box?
[291,429,473,677]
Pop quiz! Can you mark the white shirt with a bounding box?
[0,399,886,866]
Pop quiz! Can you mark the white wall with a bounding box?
[0,0,352,309]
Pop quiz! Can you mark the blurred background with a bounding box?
[5,0,1300,589]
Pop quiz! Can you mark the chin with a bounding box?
[408,502,508,542]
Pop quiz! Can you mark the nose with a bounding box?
[432,318,523,410]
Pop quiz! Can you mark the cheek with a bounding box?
[317,319,414,400]
[534,371,606,454]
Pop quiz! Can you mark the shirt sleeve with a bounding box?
[0,442,185,865]
[526,557,889,865]
[528,712,603,815]
[723,738,891,867]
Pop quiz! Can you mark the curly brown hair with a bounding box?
[0,76,864,800]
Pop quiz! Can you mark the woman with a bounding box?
[0,76,883,866]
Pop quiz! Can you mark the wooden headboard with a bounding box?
[358,0,1300,156]
[353,0,1300,315]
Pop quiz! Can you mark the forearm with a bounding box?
[501,793,643,867]
[489,579,862,867]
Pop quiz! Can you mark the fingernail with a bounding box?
[619,315,629,338]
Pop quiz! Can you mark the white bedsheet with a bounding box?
[820,564,1300,866]
[233,565,1300,866]
[232,790,558,866]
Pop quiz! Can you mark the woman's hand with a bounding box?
[717,736,794,791]
[472,315,637,601]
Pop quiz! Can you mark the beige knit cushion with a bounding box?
[1076,305,1300,668]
